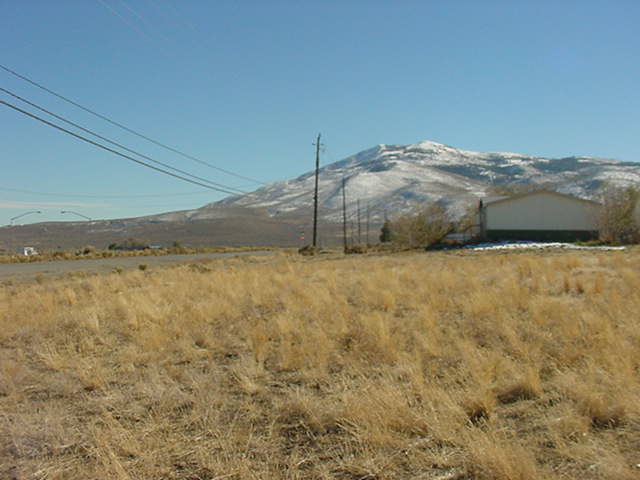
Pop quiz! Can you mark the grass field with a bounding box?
[1,249,639,479]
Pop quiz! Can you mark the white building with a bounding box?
[479,191,601,242]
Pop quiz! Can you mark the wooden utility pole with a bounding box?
[366,202,370,245]
[342,177,347,252]
[357,199,361,244]
[312,133,321,247]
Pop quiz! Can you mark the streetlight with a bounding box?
[60,210,92,221]
[10,210,42,225]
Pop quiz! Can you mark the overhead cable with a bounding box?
[1,100,240,195]
[1,87,246,194]
[0,186,208,199]
[95,0,154,42]
[0,64,267,185]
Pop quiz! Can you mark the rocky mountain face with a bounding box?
[212,140,640,222]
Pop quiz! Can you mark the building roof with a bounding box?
[483,190,601,207]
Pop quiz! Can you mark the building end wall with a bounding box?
[485,192,600,231]
[486,229,598,242]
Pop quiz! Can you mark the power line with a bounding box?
[0,186,209,199]
[98,0,175,46]
[1,87,246,194]
[119,0,177,46]
[2,88,245,193]
[143,0,223,59]
[0,63,267,186]
[96,0,155,42]
[149,0,200,35]
[1,100,240,195]
[100,201,209,209]
[117,0,151,25]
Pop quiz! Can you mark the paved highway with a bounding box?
[0,251,275,282]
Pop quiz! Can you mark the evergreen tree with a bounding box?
[379,220,392,243]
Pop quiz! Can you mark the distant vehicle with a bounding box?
[18,247,38,256]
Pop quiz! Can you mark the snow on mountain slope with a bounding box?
[213,140,640,222]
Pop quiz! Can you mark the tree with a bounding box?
[487,182,559,196]
[379,220,392,243]
[456,202,480,236]
[390,203,455,249]
[598,186,640,244]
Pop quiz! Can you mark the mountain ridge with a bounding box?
[212,140,640,222]
[4,140,639,250]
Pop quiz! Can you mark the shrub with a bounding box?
[345,244,367,254]
[598,185,640,244]
[82,245,96,255]
[390,203,455,249]
[298,245,319,256]
[109,238,151,251]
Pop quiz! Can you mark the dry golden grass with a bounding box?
[1,249,640,479]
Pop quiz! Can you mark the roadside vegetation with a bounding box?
[0,240,277,264]
[598,185,640,244]
[1,249,639,479]
[386,203,457,249]
[380,202,477,251]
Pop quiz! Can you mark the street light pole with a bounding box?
[60,210,92,221]
[10,210,42,225]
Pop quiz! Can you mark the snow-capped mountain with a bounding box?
[212,140,640,221]
[9,140,640,250]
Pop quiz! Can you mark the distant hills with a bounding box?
[3,140,639,250]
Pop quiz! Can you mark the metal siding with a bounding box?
[485,192,599,231]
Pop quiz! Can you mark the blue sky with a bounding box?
[1,0,639,224]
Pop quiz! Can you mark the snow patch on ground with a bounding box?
[464,241,626,251]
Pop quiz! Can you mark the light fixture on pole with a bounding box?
[60,210,92,221]
[10,210,42,225]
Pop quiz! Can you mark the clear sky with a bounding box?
[1,0,639,224]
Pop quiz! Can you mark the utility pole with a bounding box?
[357,199,361,244]
[366,202,370,245]
[342,177,347,252]
[312,133,321,247]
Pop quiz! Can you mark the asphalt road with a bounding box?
[0,251,275,282]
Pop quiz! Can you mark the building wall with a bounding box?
[485,229,597,242]
[485,192,600,231]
